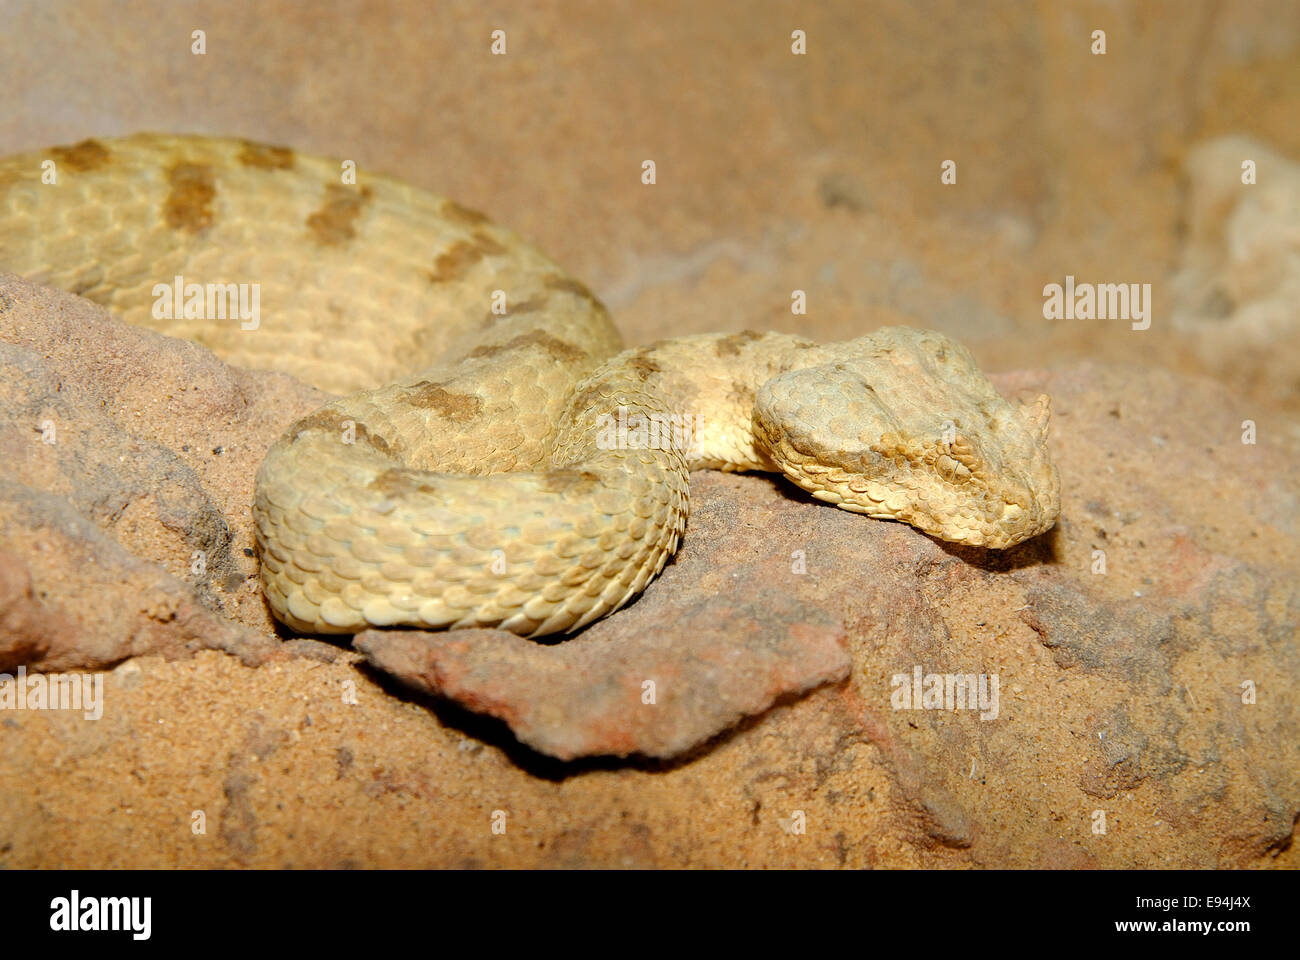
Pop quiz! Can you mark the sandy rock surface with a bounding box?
[1,272,1296,867]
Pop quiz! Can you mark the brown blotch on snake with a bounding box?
[238,141,296,170]
[426,231,504,284]
[164,162,216,233]
[442,200,491,226]
[543,273,601,304]
[467,330,587,364]
[288,410,400,458]
[50,139,111,172]
[400,382,484,422]
[541,469,602,495]
[306,184,374,246]
[368,468,440,498]
[715,330,766,357]
[625,349,662,381]
[427,241,480,284]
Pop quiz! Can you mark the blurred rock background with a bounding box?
[4,0,1298,394]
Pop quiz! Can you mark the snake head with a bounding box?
[752,327,1061,548]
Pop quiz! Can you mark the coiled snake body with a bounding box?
[0,135,1061,637]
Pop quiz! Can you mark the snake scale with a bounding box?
[0,134,1060,637]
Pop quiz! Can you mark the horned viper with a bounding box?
[0,134,1060,637]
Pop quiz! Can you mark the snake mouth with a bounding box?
[895,463,1061,548]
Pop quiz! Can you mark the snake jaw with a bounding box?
[759,435,1057,549]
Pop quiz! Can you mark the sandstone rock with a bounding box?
[0,274,309,669]
[356,590,849,761]
[3,261,1298,867]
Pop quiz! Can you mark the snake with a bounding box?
[0,134,1061,638]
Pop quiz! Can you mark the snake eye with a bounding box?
[945,437,983,477]
[935,454,972,483]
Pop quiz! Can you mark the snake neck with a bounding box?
[554,331,823,473]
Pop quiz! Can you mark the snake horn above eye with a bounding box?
[1020,394,1052,443]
